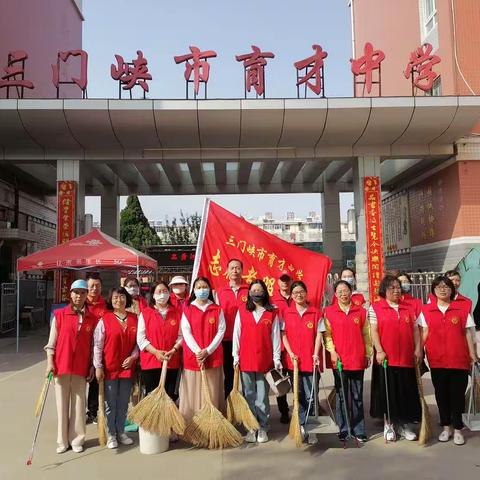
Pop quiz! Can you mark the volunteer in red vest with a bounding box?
[169,275,189,311]
[369,275,422,442]
[85,274,107,425]
[94,287,139,449]
[137,281,182,399]
[419,275,478,446]
[179,277,226,424]
[233,279,281,444]
[398,272,422,318]
[332,267,366,307]
[44,279,96,454]
[324,280,372,443]
[281,280,324,445]
[215,258,249,399]
[123,275,148,315]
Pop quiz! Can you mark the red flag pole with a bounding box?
[191,197,211,291]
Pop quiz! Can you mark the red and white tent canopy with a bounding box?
[17,228,157,272]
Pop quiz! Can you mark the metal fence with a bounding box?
[0,283,16,334]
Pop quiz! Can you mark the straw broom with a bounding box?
[415,362,432,446]
[184,367,243,449]
[227,366,260,432]
[128,360,186,436]
[34,372,52,417]
[97,379,107,446]
[288,358,303,448]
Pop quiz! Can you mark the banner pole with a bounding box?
[190,197,210,292]
[16,269,20,353]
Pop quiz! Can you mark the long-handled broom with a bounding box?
[184,367,243,449]
[34,372,53,417]
[128,360,186,436]
[97,378,107,446]
[415,362,431,446]
[288,358,303,447]
[227,366,260,432]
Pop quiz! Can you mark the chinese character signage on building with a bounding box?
[382,191,411,255]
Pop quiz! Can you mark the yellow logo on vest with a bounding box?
[354,300,362,306]
[170,320,177,326]
[404,315,411,323]
[306,322,314,329]
[353,317,360,325]
[241,295,247,302]
[208,317,216,325]
[451,316,460,325]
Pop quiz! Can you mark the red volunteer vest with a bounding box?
[102,312,138,380]
[333,292,366,307]
[373,299,416,368]
[427,292,472,316]
[271,291,292,320]
[239,306,276,374]
[401,293,422,319]
[324,303,367,371]
[282,305,322,373]
[140,305,181,370]
[216,285,249,341]
[182,303,224,371]
[170,293,187,312]
[54,305,96,377]
[422,302,470,370]
[86,296,107,323]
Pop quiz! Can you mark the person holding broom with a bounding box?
[418,275,478,446]
[232,279,282,443]
[281,280,324,445]
[137,281,183,399]
[179,277,226,424]
[369,275,423,442]
[44,279,97,454]
[324,280,372,443]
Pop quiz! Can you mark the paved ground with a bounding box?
[1,331,480,480]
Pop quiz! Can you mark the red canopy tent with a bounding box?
[15,228,157,351]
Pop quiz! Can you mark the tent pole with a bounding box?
[136,257,140,280]
[16,270,20,353]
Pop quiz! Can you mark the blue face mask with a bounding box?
[342,277,355,287]
[401,283,411,293]
[195,288,210,300]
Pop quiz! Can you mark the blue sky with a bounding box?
[83,0,354,222]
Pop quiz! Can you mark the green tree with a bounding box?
[162,211,201,245]
[120,195,158,251]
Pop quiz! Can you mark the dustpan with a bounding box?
[462,361,480,431]
[304,362,339,434]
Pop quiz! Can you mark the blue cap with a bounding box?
[70,279,88,291]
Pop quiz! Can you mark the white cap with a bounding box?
[168,275,189,286]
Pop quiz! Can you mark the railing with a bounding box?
[0,283,17,334]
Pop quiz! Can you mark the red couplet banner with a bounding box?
[194,200,332,308]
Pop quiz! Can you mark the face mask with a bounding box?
[125,286,139,296]
[195,288,210,300]
[342,277,354,287]
[401,283,411,293]
[172,286,186,295]
[250,293,265,303]
[154,293,170,304]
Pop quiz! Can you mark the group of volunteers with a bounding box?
[44,261,479,454]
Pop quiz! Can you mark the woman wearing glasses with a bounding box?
[418,275,478,445]
[369,275,423,442]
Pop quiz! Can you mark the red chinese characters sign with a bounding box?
[404,43,440,93]
[364,177,385,302]
[194,200,331,307]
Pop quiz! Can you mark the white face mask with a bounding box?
[125,286,139,296]
[172,285,186,295]
[153,293,170,304]
[342,277,355,287]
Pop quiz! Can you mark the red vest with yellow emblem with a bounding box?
[422,302,470,370]
[239,305,276,373]
[54,304,96,377]
[182,303,224,371]
[216,285,249,341]
[282,305,322,372]
[372,299,416,368]
[140,305,181,370]
[324,303,367,371]
[102,311,138,380]
[401,293,422,318]
[86,296,107,323]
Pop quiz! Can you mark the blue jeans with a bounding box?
[241,372,270,430]
[288,370,314,425]
[333,369,365,436]
[104,378,133,436]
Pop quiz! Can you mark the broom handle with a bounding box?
[414,363,425,398]
[233,365,240,392]
[159,359,169,388]
[200,366,212,404]
[293,358,299,411]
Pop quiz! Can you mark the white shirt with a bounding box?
[279,305,325,333]
[136,308,182,352]
[232,307,281,365]
[180,299,226,355]
[417,304,475,328]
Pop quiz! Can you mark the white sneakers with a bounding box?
[56,445,68,454]
[438,428,451,442]
[257,429,269,443]
[439,427,465,445]
[118,433,134,446]
[398,424,417,441]
[245,429,269,443]
[453,430,465,446]
[245,430,257,443]
[384,424,396,442]
[71,444,83,453]
[107,435,118,449]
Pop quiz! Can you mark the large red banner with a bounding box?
[364,177,385,302]
[194,200,332,307]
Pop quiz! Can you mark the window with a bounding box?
[420,0,437,39]
[425,76,442,96]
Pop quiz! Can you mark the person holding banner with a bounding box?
[281,280,324,445]
[369,275,422,442]
[233,279,282,443]
[215,259,249,399]
[179,277,226,423]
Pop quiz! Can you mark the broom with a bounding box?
[288,358,303,448]
[227,366,260,432]
[184,367,243,449]
[97,378,107,446]
[34,372,53,417]
[128,360,186,436]
[415,362,432,446]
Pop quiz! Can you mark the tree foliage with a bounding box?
[161,211,201,245]
[120,195,158,251]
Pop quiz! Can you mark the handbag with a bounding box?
[265,368,291,397]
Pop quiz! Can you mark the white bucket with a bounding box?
[139,427,169,454]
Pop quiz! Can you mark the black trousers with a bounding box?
[87,377,99,416]
[277,394,289,415]
[223,341,234,399]
[431,368,468,430]
[142,368,179,401]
